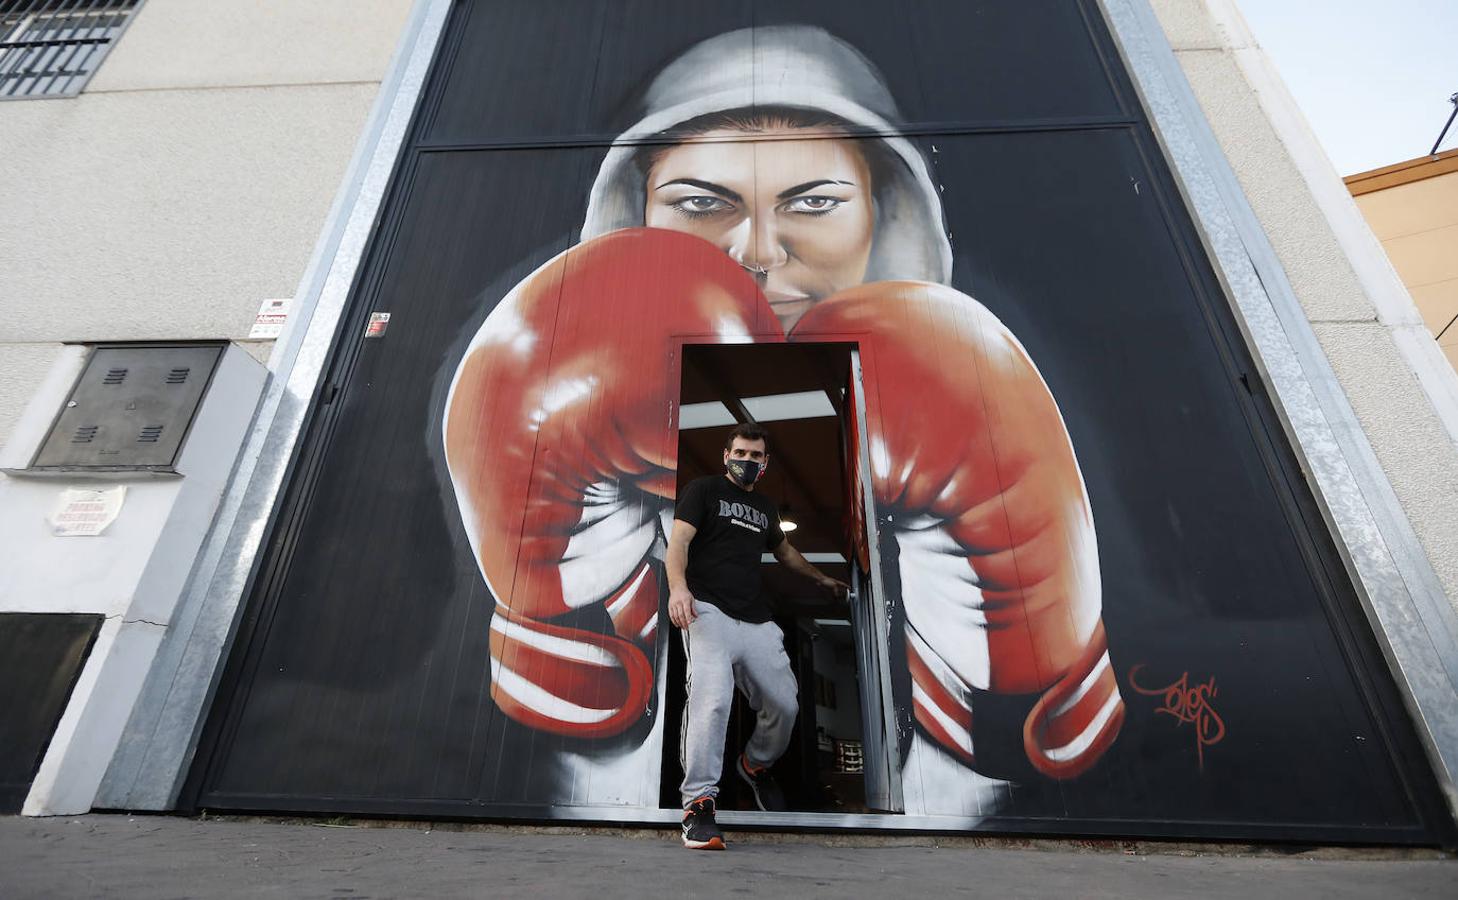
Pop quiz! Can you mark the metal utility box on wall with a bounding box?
[29,345,225,473]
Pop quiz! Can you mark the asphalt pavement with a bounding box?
[1,814,1453,899]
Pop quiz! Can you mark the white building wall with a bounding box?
[2,345,266,815]
[1150,0,1458,611]
[0,0,415,446]
[0,0,415,815]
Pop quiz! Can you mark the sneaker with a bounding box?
[736,753,787,812]
[681,795,725,850]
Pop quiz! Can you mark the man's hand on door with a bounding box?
[816,573,851,601]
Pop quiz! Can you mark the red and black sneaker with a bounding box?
[681,795,726,850]
[736,753,787,812]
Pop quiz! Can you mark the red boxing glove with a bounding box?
[445,228,780,738]
[791,282,1122,778]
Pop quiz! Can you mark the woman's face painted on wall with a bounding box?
[644,130,874,331]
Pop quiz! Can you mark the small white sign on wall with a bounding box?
[50,486,126,537]
[249,298,293,339]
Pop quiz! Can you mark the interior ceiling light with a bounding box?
[740,390,836,423]
[779,505,798,533]
[678,401,737,429]
[678,391,837,430]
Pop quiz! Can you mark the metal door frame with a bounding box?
[845,348,904,813]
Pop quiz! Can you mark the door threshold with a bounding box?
[716,809,908,830]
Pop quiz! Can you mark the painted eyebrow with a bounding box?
[654,178,743,203]
[776,179,854,201]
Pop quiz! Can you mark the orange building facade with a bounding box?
[1347,148,1458,373]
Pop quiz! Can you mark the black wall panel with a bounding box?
[203,148,603,805]
[425,0,1123,147]
[192,0,1450,843]
[0,613,102,812]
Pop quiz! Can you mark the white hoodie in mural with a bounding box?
[582,24,953,286]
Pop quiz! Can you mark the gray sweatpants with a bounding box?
[680,601,799,808]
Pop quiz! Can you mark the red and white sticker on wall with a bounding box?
[365,312,391,339]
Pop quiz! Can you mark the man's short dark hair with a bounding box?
[724,422,770,453]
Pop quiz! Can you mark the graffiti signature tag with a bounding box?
[1128,665,1226,771]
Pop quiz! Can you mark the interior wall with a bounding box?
[810,626,861,742]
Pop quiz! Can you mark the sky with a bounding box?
[1235,0,1458,176]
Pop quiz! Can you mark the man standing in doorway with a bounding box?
[667,422,848,850]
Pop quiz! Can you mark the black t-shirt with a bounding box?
[674,475,785,623]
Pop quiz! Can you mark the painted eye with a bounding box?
[784,196,842,214]
[673,196,732,216]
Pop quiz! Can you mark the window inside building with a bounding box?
[1,0,140,100]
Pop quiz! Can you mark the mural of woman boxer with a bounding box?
[444,25,1122,815]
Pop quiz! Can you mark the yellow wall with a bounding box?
[1349,153,1458,373]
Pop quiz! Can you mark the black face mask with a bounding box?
[726,458,763,487]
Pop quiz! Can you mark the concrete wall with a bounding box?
[0,0,415,817]
[1149,0,1458,611]
[0,0,415,447]
[0,345,265,815]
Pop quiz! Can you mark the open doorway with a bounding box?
[661,342,899,815]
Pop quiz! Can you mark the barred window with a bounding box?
[1,1,141,100]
